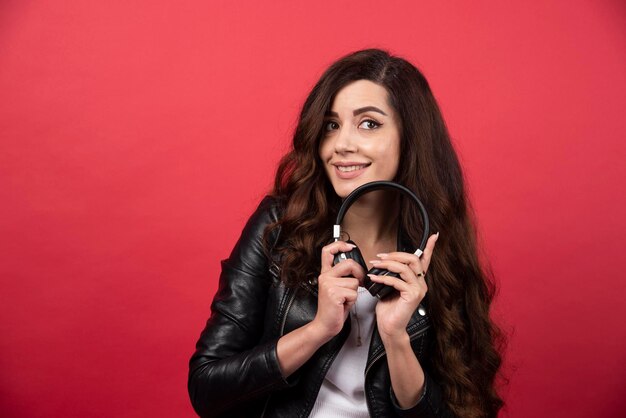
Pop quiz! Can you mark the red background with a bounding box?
[1,1,625,417]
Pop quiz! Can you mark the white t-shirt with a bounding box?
[309,287,378,417]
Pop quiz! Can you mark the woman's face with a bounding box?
[319,79,401,198]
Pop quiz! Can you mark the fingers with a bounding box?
[369,259,421,285]
[314,276,358,339]
[421,232,439,271]
[320,241,358,274]
[367,273,411,292]
[323,286,358,306]
[372,256,423,283]
[368,273,427,301]
[374,232,439,277]
[319,276,360,291]
[317,241,364,323]
[330,258,366,281]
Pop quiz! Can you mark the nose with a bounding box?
[334,124,358,154]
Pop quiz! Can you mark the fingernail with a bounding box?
[435,232,440,239]
[369,260,381,264]
[376,253,388,258]
[348,244,357,248]
[367,274,379,279]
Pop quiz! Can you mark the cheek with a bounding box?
[318,141,334,176]
[371,142,399,163]
[318,138,331,160]
[387,135,401,166]
[374,142,400,176]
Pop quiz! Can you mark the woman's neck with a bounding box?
[340,190,400,248]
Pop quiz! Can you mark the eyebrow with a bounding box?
[324,106,388,118]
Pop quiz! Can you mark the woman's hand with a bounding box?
[311,241,366,343]
[276,240,365,378]
[369,232,439,342]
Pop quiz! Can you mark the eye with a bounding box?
[359,119,381,130]
[324,120,340,131]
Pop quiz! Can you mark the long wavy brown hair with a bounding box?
[262,48,506,417]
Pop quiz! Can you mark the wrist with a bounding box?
[306,319,334,346]
[380,329,410,348]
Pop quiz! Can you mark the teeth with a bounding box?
[337,165,367,172]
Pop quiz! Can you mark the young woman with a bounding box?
[188,48,505,418]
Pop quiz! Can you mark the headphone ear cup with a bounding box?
[332,240,368,274]
[364,266,402,299]
[348,245,368,274]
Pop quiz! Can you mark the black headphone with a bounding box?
[332,181,430,299]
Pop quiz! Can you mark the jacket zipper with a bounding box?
[263,284,297,418]
[260,396,270,418]
[279,289,297,336]
[278,281,318,335]
[364,326,430,377]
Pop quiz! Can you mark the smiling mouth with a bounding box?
[335,164,371,172]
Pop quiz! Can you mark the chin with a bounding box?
[331,179,370,198]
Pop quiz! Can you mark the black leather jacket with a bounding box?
[188,196,454,417]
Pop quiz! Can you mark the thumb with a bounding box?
[421,232,439,269]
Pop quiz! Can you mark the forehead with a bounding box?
[331,80,391,111]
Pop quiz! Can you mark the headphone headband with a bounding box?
[333,181,430,253]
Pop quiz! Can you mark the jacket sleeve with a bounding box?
[188,196,293,418]
[390,369,456,418]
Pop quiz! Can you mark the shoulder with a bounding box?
[240,195,285,242]
[225,195,285,269]
[251,194,285,225]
